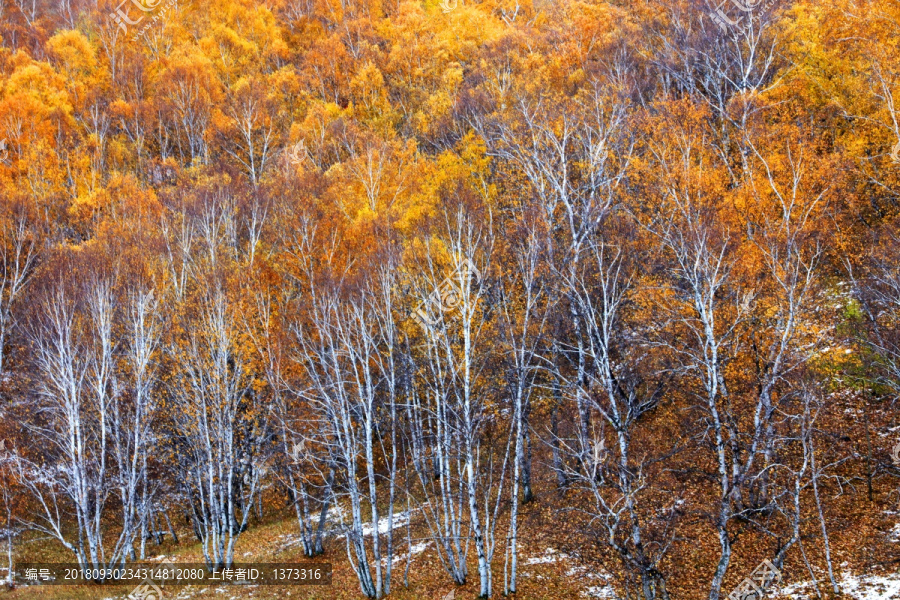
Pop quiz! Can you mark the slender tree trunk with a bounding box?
[506,385,524,595]
[163,509,178,544]
[809,421,840,595]
[709,516,732,600]
[3,486,12,587]
[466,439,490,597]
[522,405,533,504]
[551,408,566,488]
[314,469,334,556]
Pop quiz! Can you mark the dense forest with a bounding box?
[0,0,899,599]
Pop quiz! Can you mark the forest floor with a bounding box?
[2,459,900,600]
[0,496,616,600]
[2,503,900,600]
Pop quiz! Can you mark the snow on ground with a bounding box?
[780,571,900,600]
[147,554,175,562]
[328,508,416,539]
[521,548,617,598]
[358,510,412,537]
[168,587,206,600]
[890,522,900,543]
[275,506,416,553]
[274,505,346,552]
[274,532,306,553]
[522,547,900,600]
[585,585,618,599]
[524,548,571,565]
[390,541,431,565]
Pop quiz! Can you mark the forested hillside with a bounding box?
[0,1,899,599]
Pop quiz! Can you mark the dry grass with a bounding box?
[0,497,595,600]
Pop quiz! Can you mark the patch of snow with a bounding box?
[326,504,346,521]
[139,554,176,566]
[332,509,415,539]
[276,506,415,553]
[275,532,306,552]
[526,555,560,565]
[584,585,617,598]
[523,548,614,597]
[889,523,900,543]
[359,510,412,537]
[524,548,571,565]
[391,541,431,565]
[781,571,900,600]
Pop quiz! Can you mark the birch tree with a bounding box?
[640,126,824,599]
[119,288,161,561]
[247,282,333,559]
[293,246,401,599]
[20,277,147,572]
[482,80,632,472]
[552,221,673,600]
[408,208,510,598]
[0,212,37,377]
[495,219,548,596]
[169,282,269,570]
[0,207,38,579]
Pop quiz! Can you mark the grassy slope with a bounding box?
[0,498,595,600]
